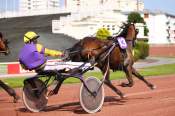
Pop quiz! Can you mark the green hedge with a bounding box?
[133,41,149,61]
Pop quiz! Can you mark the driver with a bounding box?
[18,31,64,72]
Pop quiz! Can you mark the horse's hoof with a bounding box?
[120,83,127,87]
[13,95,20,103]
[120,82,133,87]
[150,85,156,90]
[120,93,127,99]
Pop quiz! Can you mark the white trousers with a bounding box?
[44,61,91,71]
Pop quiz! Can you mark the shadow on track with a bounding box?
[18,96,127,114]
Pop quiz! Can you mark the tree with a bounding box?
[128,12,149,36]
[144,26,149,36]
[128,12,145,24]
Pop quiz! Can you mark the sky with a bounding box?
[144,0,175,15]
[0,0,19,11]
[0,0,175,15]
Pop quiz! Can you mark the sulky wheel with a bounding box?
[80,76,104,113]
[22,79,48,112]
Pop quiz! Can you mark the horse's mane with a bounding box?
[117,22,132,38]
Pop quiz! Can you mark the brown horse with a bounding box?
[0,32,10,55]
[0,33,18,102]
[64,22,156,98]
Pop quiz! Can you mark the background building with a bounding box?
[63,0,144,12]
[1,0,175,44]
[0,0,144,18]
[144,11,175,44]
[18,0,144,13]
[19,0,60,12]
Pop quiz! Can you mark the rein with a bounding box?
[0,51,7,53]
[67,40,116,62]
[86,42,116,63]
[68,45,107,57]
[98,43,116,62]
[68,50,81,54]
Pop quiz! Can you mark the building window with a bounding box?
[112,25,115,28]
[144,13,149,18]
[166,21,170,25]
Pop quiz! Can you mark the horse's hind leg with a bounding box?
[131,67,156,90]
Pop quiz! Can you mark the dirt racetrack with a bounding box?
[0,75,175,116]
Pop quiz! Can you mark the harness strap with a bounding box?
[126,40,133,44]
[0,51,7,53]
[126,40,134,48]
[93,42,116,63]
[100,43,116,61]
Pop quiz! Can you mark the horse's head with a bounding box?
[119,22,138,40]
[118,22,138,47]
[62,40,83,62]
[127,23,138,41]
[0,38,10,55]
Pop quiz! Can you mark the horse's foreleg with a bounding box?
[131,67,156,90]
[0,80,16,97]
[102,67,125,98]
[121,66,134,87]
[104,79,125,98]
[0,80,20,102]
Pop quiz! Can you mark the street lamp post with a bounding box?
[5,0,7,18]
[137,0,139,11]
[13,0,15,16]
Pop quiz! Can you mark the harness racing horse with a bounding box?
[0,33,19,102]
[0,32,10,55]
[64,22,156,98]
